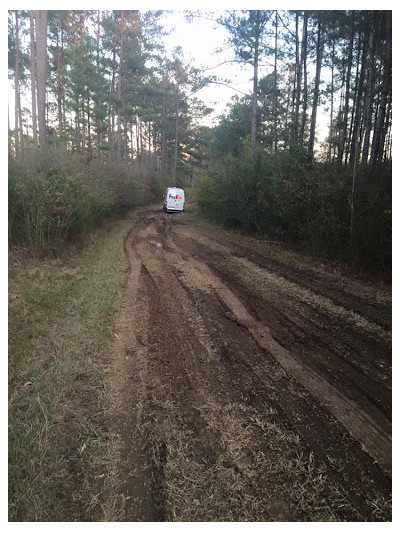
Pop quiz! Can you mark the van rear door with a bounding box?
[166,188,185,211]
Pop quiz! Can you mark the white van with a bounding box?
[163,187,185,213]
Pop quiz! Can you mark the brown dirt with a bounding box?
[104,207,392,522]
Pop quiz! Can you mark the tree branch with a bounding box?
[201,59,248,72]
[208,80,248,96]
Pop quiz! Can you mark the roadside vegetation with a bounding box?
[195,142,391,270]
[8,146,169,254]
[8,217,132,521]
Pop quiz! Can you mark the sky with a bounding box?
[6,7,255,129]
[159,9,329,136]
[6,4,394,136]
[160,11,255,126]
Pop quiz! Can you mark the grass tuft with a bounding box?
[8,217,132,521]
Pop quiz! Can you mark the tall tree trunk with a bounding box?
[251,39,259,152]
[349,29,367,167]
[81,99,86,153]
[337,11,354,166]
[328,40,335,162]
[87,97,92,157]
[273,10,278,154]
[161,95,167,173]
[96,10,102,147]
[14,11,21,157]
[110,48,117,154]
[293,12,301,146]
[117,10,124,159]
[56,30,63,138]
[29,11,38,146]
[283,74,291,150]
[130,121,134,159]
[36,10,48,148]
[148,121,152,169]
[75,100,80,152]
[123,117,128,159]
[300,13,308,148]
[139,118,144,163]
[289,14,299,149]
[346,28,361,164]
[370,11,391,167]
[361,11,376,166]
[381,100,392,162]
[307,20,323,163]
[173,86,179,185]
[135,119,140,164]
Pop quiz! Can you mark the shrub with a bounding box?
[8,146,164,252]
[194,143,391,269]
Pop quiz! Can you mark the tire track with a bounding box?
[107,208,392,521]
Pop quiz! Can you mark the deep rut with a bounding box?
[106,208,392,522]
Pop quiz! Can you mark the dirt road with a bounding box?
[105,207,391,522]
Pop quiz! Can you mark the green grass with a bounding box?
[8,216,132,521]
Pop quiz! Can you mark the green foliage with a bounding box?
[350,163,392,268]
[195,174,218,214]
[8,146,163,253]
[195,144,391,268]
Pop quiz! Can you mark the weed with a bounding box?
[8,217,132,521]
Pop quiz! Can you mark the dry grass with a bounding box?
[135,395,356,522]
[182,230,390,344]
[8,217,132,521]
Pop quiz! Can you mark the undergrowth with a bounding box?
[8,216,132,521]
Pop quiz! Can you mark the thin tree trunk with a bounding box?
[110,48,117,154]
[87,97,91,157]
[273,10,278,154]
[139,117,144,163]
[136,119,140,165]
[251,42,259,152]
[284,74,292,150]
[96,10,102,147]
[29,11,38,146]
[381,102,391,162]
[36,10,48,148]
[328,40,335,162]
[81,99,86,153]
[161,95,167,173]
[148,121,151,169]
[350,118,361,251]
[56,29,64,138]
[293,12,301,146]
[361,11,376,166]
[130,122,134,159]
[337,12,354,166]
[8,102,12,154]
[349,29,367,167]
[370,11,391,167]
[75,101,80,152]
[14,11,21,157]
[117,10,124,159]
[307,21,323,163]
[173,86,179,184]
[300,13,308,147]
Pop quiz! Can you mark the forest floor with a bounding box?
[8,205,392,522]
[102,206,392,522]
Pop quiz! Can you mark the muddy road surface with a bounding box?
[105,207,391,522]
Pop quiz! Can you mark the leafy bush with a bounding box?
[8,146,163,252]
[195,142,391,269]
